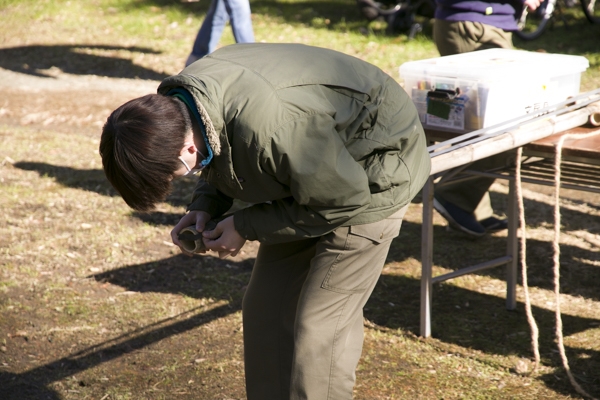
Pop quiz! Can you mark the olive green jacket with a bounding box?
[158,43,430,243]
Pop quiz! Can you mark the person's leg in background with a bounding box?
[433,154,511,236]
[242,207,407,400]
[186,0,229,66]
[224,0,254,46]
[432,19,513,235]
[186,0,254,67]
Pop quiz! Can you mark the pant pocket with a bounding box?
[320,214,403,295]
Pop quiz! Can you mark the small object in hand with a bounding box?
[178,219,218,253]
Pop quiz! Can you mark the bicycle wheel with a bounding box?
[515,0,554,40]
[581,0,600,24]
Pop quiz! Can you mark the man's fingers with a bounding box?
[198,216,244,258]
[171,230,183,247]
[171,211,211,255]
[218,251,231,259]
[202,227,222,239]
[195,221,206,232]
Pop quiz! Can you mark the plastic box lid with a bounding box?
[399,48,589,82]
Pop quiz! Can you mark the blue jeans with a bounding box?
[188,0,254,64]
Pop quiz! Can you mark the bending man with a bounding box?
[100,43,430,400]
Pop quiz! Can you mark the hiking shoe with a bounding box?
[433,197,486,237]
[480,216,508,233]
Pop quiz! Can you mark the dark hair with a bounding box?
[99,94,189,211]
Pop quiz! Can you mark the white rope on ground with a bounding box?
[552,130,600,400]
[514,147,541,372]
[515,129,600,399]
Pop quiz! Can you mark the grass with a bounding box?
[0,0,599,399]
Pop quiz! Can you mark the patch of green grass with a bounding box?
[3,0,597,87]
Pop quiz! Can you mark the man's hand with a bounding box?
[171,210,212,255]
[202,216,247,259]
[524,0,542,11]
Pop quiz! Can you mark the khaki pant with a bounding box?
[433,19,513,56]
[242,206,408,400]
[433,19,513,218]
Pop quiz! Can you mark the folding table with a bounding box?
[419,95,600,338]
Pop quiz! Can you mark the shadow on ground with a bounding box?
[13,161,194,209]
[0,254,250,400]
[1,233,597,398]
[368,271,600,397]
[388,214,600,303]
[0,0,427,88]
[130,0,376,27]
[0,301,239,400]
[89,252,599,397]
[0,44,170,81]
[13,160,600,303]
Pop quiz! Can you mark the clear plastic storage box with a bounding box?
[399,48,589,132]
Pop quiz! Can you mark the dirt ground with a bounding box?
[0,66,157,136]
[1,61,600,400]
[0,64,258,400]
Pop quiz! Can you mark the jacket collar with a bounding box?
[158,74,243,191]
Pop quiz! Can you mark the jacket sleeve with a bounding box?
[233,113,373,243]
[187,179,234,217]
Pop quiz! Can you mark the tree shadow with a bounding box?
[135,0,369,25]
[0,1,389,87]
[250,0,432,36]
[0,254,252,400]
[488,189,600,230]
[13,160,600,303]
[2,238,596,397]
[386,212,600,303]
[367,273,600,397]
[125,0,600,45]
[0,372,61,400]
[91,252,598,357]
[0,44,170,81]
[539,354,600,399]
[92,252,599,397]
[368,272,598,347]
[0,0,431,87]
[14,162,118,197]
[91,253,254,301]
[13,161,196,210]
[121,0,432,38]
[0,302,238,400]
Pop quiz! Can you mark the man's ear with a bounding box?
[180,140,197,156]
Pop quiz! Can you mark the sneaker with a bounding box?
[433,197,486,237]
[480,216,508,233]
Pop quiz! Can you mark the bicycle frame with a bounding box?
[516,0,600,40]
[516,0,558,40]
